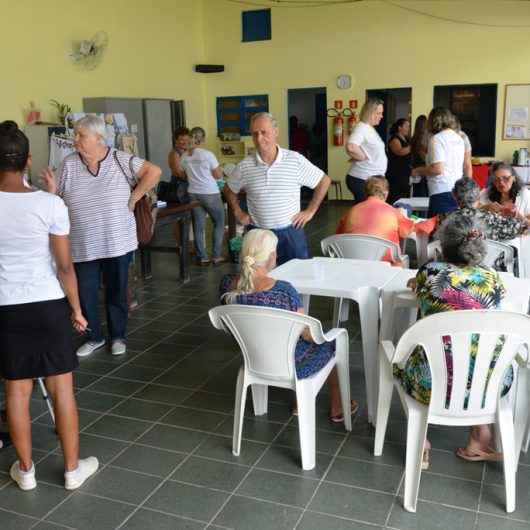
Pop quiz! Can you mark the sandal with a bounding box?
[329,400,359,424]
[455,446,503,462]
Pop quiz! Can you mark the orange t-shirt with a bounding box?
[335,196,415,263]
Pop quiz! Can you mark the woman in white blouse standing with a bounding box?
[345,98,387,204]
[412,108,465,217]
[0,121,98,491]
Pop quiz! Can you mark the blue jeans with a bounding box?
[190,192,225,260]
[428,192,458,217]
[249,224,309,266]
[74,252,132,343]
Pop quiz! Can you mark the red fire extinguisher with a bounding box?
[346,100,358,136]
[332,100,344,146]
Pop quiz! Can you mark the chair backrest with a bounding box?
[484,240,515,274]
[392,310,530,420]
[209,305,325,382]
[427,239,515,274]
[321,234,400,261]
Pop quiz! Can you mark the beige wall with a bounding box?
[201,0,530,181]
[1,0,207,127]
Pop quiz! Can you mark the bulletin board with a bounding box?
[503,84,530,140]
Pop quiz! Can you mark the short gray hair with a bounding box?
[190,126,205,144]
[250,112,278,129]
[453,177,479,208]
[74,114,106,143]
[436,214,486,266]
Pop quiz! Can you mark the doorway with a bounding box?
[366,87,412,144]
[287,87,328,172]
[287,87,328,203]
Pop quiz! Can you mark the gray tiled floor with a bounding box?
[0,203,529,530]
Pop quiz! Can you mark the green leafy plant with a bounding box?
[49,100,72,125]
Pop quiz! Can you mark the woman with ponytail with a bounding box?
[220,229,358,423]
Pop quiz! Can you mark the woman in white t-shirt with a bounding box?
[479,161,530,219]
[345,98,387,204]
[412,108,465,217]
[0,121,98,491]
[180,127,226,265]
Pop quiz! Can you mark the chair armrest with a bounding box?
[381,340,396,363]
[322,327,348,343]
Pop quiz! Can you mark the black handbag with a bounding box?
[157,177,190,204]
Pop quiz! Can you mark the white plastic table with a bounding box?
[393,197,429,212]
[270,257,403,422]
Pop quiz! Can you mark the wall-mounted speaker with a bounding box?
[195,64,225,74]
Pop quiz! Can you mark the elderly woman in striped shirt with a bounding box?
[41,115,161,358]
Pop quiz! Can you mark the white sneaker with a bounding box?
[111,340,126,356]
[64,457,99,490]
[10,461,37,491]
[76,340,105,358]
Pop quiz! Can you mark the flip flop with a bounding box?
[330,400,359,424]
[455,446,503,462]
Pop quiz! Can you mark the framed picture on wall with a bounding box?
[503,84,530,140]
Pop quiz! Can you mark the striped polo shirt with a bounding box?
[56,148,145,263]
[227,147,324,229]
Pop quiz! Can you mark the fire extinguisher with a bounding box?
[333,115,344,146]
[327,100,344,146]
[345,99,358,136]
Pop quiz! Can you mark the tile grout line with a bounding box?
[292,414,360,530]
[203,409,300,529]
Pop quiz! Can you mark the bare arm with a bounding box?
[49,234,87,332]
[223,185,251,225]
[463,150,473,178]
[212,166,223,180]
[345,142,368,161]
[292,174,331,229]
[168,150,186,179]
[129,160,162,210]
[389,137,411,156]
[412,161,443,178]
[296,308,314,342]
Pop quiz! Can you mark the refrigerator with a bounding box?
[83,97,186,182]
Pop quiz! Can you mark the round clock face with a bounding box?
[337,74,352,90]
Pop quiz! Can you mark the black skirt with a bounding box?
[0,298,78,380]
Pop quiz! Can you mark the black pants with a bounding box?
[345,175,366,204]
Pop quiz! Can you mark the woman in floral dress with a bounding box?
[394,214,512,466]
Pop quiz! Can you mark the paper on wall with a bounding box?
[505,125,527,139]
[508,107,529,126]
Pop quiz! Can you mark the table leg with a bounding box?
[301,294,311,314]
[356,286,380,424]
[140,247,152,280]
[415,232,429,267]
[179,217,191,283]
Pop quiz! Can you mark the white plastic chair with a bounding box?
[321,234,409,327]
[427,239,516,275]
[209,305,352,470]
[321,234,409,268]
[374,310,530,513]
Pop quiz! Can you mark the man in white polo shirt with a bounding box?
[224,113,330,265]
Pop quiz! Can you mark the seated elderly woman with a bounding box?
[447,177,527,241]
[220,229,357,423]
[479,162,530,220]
[394,215,511,467]
[335,175,415,264]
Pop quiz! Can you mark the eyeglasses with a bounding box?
[494,175,514,183]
